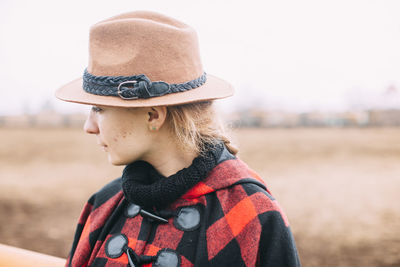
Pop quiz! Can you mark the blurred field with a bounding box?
[0,127,399,266]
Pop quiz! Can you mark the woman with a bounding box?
[56,11,300,267]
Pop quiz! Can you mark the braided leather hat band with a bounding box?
[83,69,207,100]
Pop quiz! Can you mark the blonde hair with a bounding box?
[165,101,238,157]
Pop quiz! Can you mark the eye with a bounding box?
[91,106,103,113]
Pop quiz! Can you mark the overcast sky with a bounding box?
[1,0,399,115]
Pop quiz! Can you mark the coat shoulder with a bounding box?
[214,179,290,228]
[89,177,123,210]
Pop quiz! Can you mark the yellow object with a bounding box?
[0,244,65,267]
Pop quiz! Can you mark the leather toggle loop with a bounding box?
[105,234,156,267]
[125,203,169,223]
[125,203,141,218]
[154,249,180,267]
[105,234,128,259]
[173,205,201,231]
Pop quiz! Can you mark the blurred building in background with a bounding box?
[1,85,399,128]
[225,108,400,128]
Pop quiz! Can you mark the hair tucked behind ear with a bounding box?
[165,101,238,157]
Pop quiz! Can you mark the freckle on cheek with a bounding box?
[113,137,118,142]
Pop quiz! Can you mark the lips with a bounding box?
[97,140,108,151]
[100,142,108,149]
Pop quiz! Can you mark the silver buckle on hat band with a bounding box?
[117,81,139,100]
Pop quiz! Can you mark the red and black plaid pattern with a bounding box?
[66,157,300,267]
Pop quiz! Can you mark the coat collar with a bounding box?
[121,140,226,209]
[181,152,267,200]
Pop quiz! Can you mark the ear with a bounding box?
[147,106,167,130]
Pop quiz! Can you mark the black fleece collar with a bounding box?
[121,140,224,210]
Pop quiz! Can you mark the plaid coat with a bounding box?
[66,147,300,267]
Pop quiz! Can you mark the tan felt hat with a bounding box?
[55,11,234,107]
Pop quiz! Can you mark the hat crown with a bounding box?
[87,11,203,84]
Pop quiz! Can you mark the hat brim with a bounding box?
[55,74,234,107]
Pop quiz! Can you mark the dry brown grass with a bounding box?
[0,127,399,266]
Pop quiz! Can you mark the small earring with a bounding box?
[150,126,157,131]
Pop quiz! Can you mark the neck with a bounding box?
[141,133,199,177]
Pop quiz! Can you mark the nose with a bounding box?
[83,111,99,134]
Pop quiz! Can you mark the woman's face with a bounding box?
[83,105,153,165]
